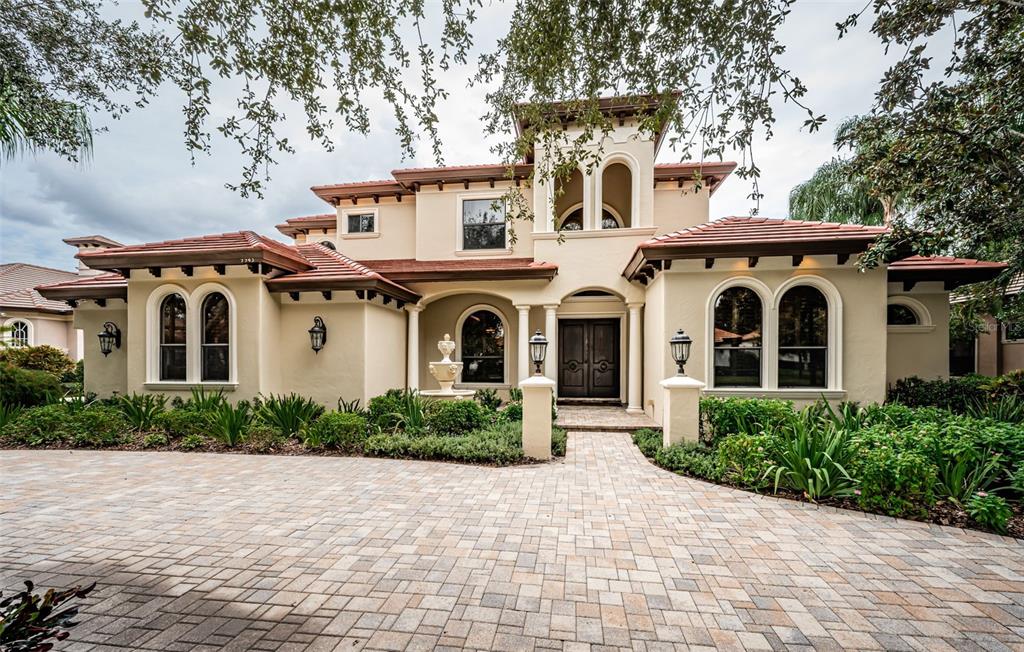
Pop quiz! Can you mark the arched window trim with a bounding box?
[454,304,510,387]
[773,276,843,391]
[556,202,625,230]
[3,318,33,347]
[595,153,640,229]
[886,296,935,333]
[704,278,773,389]
[193,284,237,383]
[146,283,237,385]
[157,292,188,382]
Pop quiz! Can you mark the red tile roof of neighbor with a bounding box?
[0,263,81,313]
[358,258,559,283]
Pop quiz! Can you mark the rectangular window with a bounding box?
[462,198,506,250]
[346,213,375,234]
[1005,321,1024,343]
[160,345,187,381]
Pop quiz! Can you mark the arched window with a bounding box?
[713,287,763,387]
[159,293,187,381]
[7,320,30,347]
[778,286,828,388]
[201,293,229,382]
[887,304,918,325]
[460,309,505,384]
[558,207,620,232]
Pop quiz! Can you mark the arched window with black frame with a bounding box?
[460,309,505,384]
[159,293,187,381]
[713,287,763,387]
[201,292,230,382]
[778,286,828,387]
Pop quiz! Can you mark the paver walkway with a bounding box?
[2,433,1024,651]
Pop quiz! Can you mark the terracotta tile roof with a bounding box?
[653,162,737,195]
[275,213,337,237]
[888,255,1008,272]
[264,244,420,303]
[0,263,80,313]
[62,235,123,248]
[77,231,313,273]
[35,272,128,303]
[889,255,1008,290]
[358,258,559,283]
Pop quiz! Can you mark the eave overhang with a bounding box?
[78,247,312,274]
[264,276,420,304]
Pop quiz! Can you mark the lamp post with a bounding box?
[97,322,121,356]
[308,316,327,353]
[669,329,692,375]
[529,330,548,375]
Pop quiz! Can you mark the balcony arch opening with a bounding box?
[600,162,632,228]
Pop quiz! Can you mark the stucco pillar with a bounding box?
[660,375,705,447]
[543,304,559,385]
[627,302,644,414]
[582,171,595,231]
[516,305,531,382]
[406,304,423,390]
[520,375,555,460]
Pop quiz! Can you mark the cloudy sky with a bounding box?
[0,1,952,271]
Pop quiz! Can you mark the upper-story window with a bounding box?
[347,212,375,234]
[558,206,620,232]
[462,198,506,250]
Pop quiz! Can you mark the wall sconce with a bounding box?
[308,316,327,353]
[98,321,121,356]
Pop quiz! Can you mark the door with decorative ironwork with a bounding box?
[558,319,620,398]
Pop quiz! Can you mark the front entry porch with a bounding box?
[554,404,660,432]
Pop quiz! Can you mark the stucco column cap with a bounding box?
[520,375,556,389]
[405,303,424,313]
[660,375,706,390]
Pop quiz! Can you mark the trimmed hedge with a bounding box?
[0,363,62,407]
[700,397,794,444]
[364,422,567,465]
[2,404,129,447]
[425,400,486,435]
[302,412,368,451]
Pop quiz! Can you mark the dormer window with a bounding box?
[462,198,506,250]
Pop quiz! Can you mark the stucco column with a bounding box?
[660,375,705,447]
[406,304,423,390]
[627,302,644,414]
[543,304,559,384]
[520,375,555,460]
[582,171,595,231]
[516,305,531,382]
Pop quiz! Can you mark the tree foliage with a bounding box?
[788,157,886,225]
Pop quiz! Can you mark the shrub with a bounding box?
[654,443,722,482]
[364,422,524,465]
[474,388,502,411]
[245,424,287,453]
[0,363,61,407]
[851,444,936,518]
[966,492,1013,534]
[2,404,68,446]
[888,375,990,413]
[185,386,228,413]
[632,428,663,458]
[0,403,23,430]
[118,393,167,431]
[154,408,209,438]
[386,389,428,432]
[933,447,1005,506]
[508,387,523,402]
[765,416,858,501]
[337,396,364,415]
[2,404,128,447]
[208,402,252,446]
[498,401,523,423]
[700,397,794,443]
[142,433,169,449]
[982,370,1024,400]
[257,393,324,436]
[70,406,130,447]
[302,412,368,451]
[552,428,567,457]
[716,433,779,491]
[178,433,207,450]
[368,389,406,431]
[426,400,486,436]
[0,344,75,378]
[967,395,1024,424]
[0,579,96,651]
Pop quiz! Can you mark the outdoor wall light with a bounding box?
[529,330,548,375]
[669,329,693,375]
[308,316,327,353]
[97,322,121,357]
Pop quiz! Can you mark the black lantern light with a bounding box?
[308,316,327,353]
[97,321,121,356]
[669,328,692,375]
[529,329,548,375]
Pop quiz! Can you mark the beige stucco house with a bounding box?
[37,96,1006,422]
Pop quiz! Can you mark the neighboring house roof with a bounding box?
[0,263,80,314]
[264,243,420,303]
[624,216,888,280]
[62,235,124,248]
[358,258,559,283]
[76,231,314,274]
[35,272,129,303]
[890,255,1009,290]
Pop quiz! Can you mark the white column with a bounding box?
[582,171,595,231]
[543,304,559,382]
[627,302,644,414]
[516,305,531,382]
[406,304,423,390]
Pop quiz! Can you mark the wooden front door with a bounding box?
[558,319,621,399]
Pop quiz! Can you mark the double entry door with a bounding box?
[558,319,620,399]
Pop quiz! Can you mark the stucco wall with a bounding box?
[277,299,367,406]
[1005,342,1024,373]
[652,183,712,236]
[885,290,950,385]
[75,302,128,397]
[334,199,417,260]
[414,183,535,261]
[363,303,407,399]
[3,311,78,358]
[643,273,667,419]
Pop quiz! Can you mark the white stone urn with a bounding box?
[426,334,468,397]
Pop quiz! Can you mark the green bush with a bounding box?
[337,396,365,415]
[118,393,167,431]
[2,404,68,446]
[0,363,61,407]
[185,387,228,413]
[178,433,207,450]
[850,444,936,518]
[302,412,368,451]
[426,400,486,436]
[498,401,523,422]
[473,388,502,411]
[632,428,662,458]
[966,492,1013,534]
[154,408,209,438]
[208,402,252,446]
[967,395,1024,424]
[552,428,567,457]
[2,404,128,447]
[716,433,778,491]
[0,403,23,430]
[700,397,795,443]
[368,389,406,431]
[654,443,722,482]
[765,416,858,501]
[70,406,130,447]
[257,393,324,436]
[889,375,991,413]
[364,421,525,465]
[0,345,75,378]
[142,433,169,449]
[245,424,287,453]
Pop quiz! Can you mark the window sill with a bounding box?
[455,249,513,257]
[455,383,510,390]
[341,232,380,239]
[887,325,935,334]
[144,382,238,391]
[704,388,846,400]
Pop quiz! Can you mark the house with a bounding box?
[0,243,124,358]
[36,95,1007,421]
[951,274,1024,376]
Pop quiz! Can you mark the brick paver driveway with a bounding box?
[3,433,1024,651]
